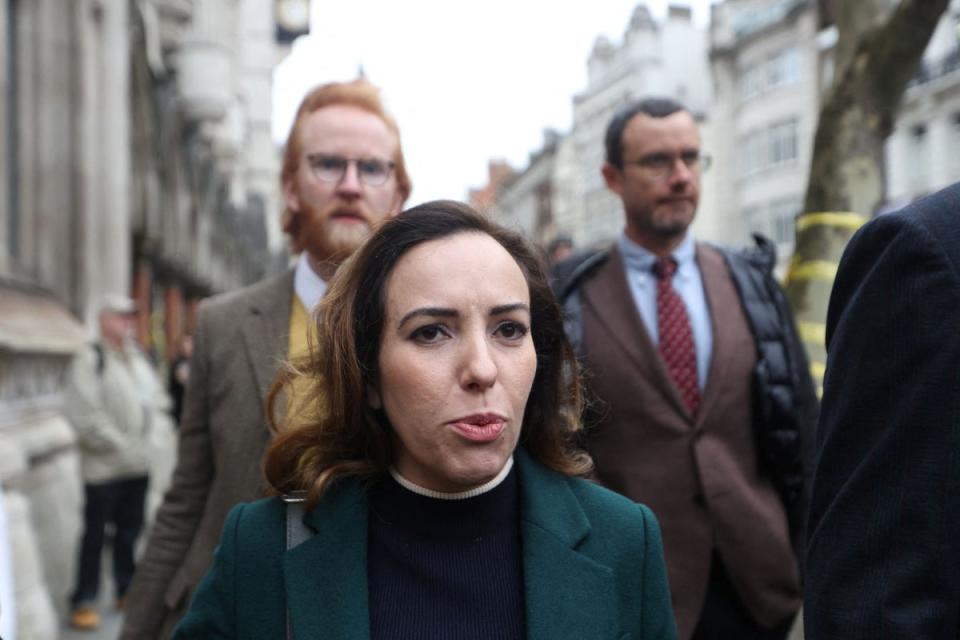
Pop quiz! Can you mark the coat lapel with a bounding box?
[695,244,739,422]
[284,482,371,640]
[583,247,690,418]
[517,453,622,640]
[240,270,295,409]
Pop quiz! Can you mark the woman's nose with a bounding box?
[459,334,498,391]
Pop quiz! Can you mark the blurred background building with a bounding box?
[0,0,303,635]
[478,4,712,250]
[4,0,960,636]
[478,0,960,275]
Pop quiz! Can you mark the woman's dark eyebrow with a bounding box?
[397,303,529,329]
[397,307,457,329]
[490,303,529,316]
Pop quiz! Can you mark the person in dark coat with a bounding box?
[167,333,192,427]
[174,201,677,640]
[804,183,960,639]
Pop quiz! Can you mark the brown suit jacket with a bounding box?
[121,271,294,639]
[580,245,799,640]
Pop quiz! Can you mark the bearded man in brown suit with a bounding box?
[554,98,817,640]
[121,79,411,639]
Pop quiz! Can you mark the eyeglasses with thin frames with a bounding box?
[305,153,396,187]
[623,150,712,180]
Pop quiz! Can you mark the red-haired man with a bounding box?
[122,79,410,638]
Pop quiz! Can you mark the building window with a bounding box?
[535,181,553,236]
[768,47,801,89]
[738,63,764,102]
[738,46,802,103]
[770,198,801,246]
[740,130,765,176]
[740,119,799,177]
[769,120,799,166]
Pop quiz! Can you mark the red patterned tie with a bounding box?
[654,257,700,415]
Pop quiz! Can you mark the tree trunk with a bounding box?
[786,0,949,395]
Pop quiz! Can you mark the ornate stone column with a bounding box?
[0,286,86,637]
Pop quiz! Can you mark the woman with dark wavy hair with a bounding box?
[174,201,676,640]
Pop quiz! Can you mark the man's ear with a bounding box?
[601,163,623,196]
[388,185,410,218]
[283,178,301,213]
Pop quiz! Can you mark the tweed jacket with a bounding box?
[571,244,801,639]
[122,271,295,639]
[805,185,960,639]
[173,451,677,640]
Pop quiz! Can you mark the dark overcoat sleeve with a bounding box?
[804,195,960,639]
[171,505,243,639]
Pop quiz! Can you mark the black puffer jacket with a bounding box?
[553,235,819,555]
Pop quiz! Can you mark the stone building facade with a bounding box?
[482,3,711,252]
[704,0,960,268]
[483,0,960,264]
[701,0,822,262]
[485,130,582,248]
[0,1,285,636]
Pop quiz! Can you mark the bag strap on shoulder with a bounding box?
[282,491,311,640]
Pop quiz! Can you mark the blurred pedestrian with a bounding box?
[174,201,676,639]
[121,78,411,638]
[805,184,960,638]
[546,233,573,266]
[65,294,151,630]
[167,333,192,427]
[553,97,818,639]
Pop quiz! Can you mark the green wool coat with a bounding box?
[173,451,677,639]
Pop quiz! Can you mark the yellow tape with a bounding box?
[796,212,868,233]
[788,260,838,282]
[809,361,826,379]
[798,322,826,347]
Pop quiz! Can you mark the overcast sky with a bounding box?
[272,1,714,206]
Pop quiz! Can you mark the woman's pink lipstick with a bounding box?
[449,414,506,442]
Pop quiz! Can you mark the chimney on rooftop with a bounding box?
[668,5,693,22]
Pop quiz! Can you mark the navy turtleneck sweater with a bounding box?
[367,464,525,640]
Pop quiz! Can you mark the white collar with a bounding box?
[389,456,515,500]
[293,252,328,313]
[618,231,696,274]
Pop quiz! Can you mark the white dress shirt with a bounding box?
[293,252,328,313]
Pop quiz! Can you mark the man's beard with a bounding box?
[297,200,373,267]
[631,198,695,239]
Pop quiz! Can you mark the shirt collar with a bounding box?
[293,252,328,313]
[618,231,696,275]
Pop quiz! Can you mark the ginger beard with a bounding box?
[294,198,378,266]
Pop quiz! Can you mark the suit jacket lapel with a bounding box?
[285,482,371,640]
[240,270,295,411]
[517,453,621,640]
[695,244,737,421]
[583,247,689,418]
